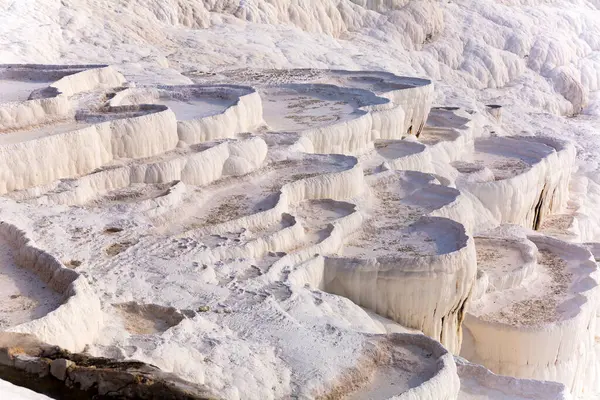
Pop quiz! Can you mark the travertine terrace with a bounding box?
[0,63,595,400]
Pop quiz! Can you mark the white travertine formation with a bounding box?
[285,170,480,353]
[195,70,435,156]
[103,181,187,218]
[0,95,71,132]
[355,333,461,400]
[379,139,434,173]
[456,136,577,230]
[463,227,600,395]
[377,106,485,188]
[0,378,52,400]
[2,0,600,397]
[109,84,263,144]
[456,357,572,400]
[323,217,475,354]
[470,236,537,300]
[48,66,126,97]
[193,153,363,237]
[0,221,102,352]
[321,71,434,138]
[423,107,482,166]
[10,137,267,207]
[0,62,593,400]
[0,105,179,194]
[270,83,395,155]
[0,64,126,131]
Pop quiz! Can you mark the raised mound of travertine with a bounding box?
[0,64,597,399]
[462,225,599,394]
[306,170,479,353]
[454,136,575,230]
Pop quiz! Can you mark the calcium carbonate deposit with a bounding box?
[1,1,600,399]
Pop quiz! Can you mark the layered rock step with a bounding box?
[462,226,599,395]
[109,84,263,144]
[290,170,478,353]
[0,222,102,352]
[0,64,126,131]
[455,136,575,230]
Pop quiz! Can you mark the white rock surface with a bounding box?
[456,357,572,400]
[1,1,600,399]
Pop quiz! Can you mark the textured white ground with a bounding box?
[1,1,600,400]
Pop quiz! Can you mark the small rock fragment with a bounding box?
[50,358,74,381]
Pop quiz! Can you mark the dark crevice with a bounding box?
[456,297,468,330]
[549,187,557,211]
[415,120,425,137]
[532,184,547,230]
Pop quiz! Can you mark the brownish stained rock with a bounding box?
[0,332,220,400]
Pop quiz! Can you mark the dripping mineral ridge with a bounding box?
[1,1,600,399]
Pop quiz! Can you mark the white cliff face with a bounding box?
[1,1,600,399]
[0,106,179,194]
[323,221,476,354]
[455,136,576,230]
[462,226,600,394]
